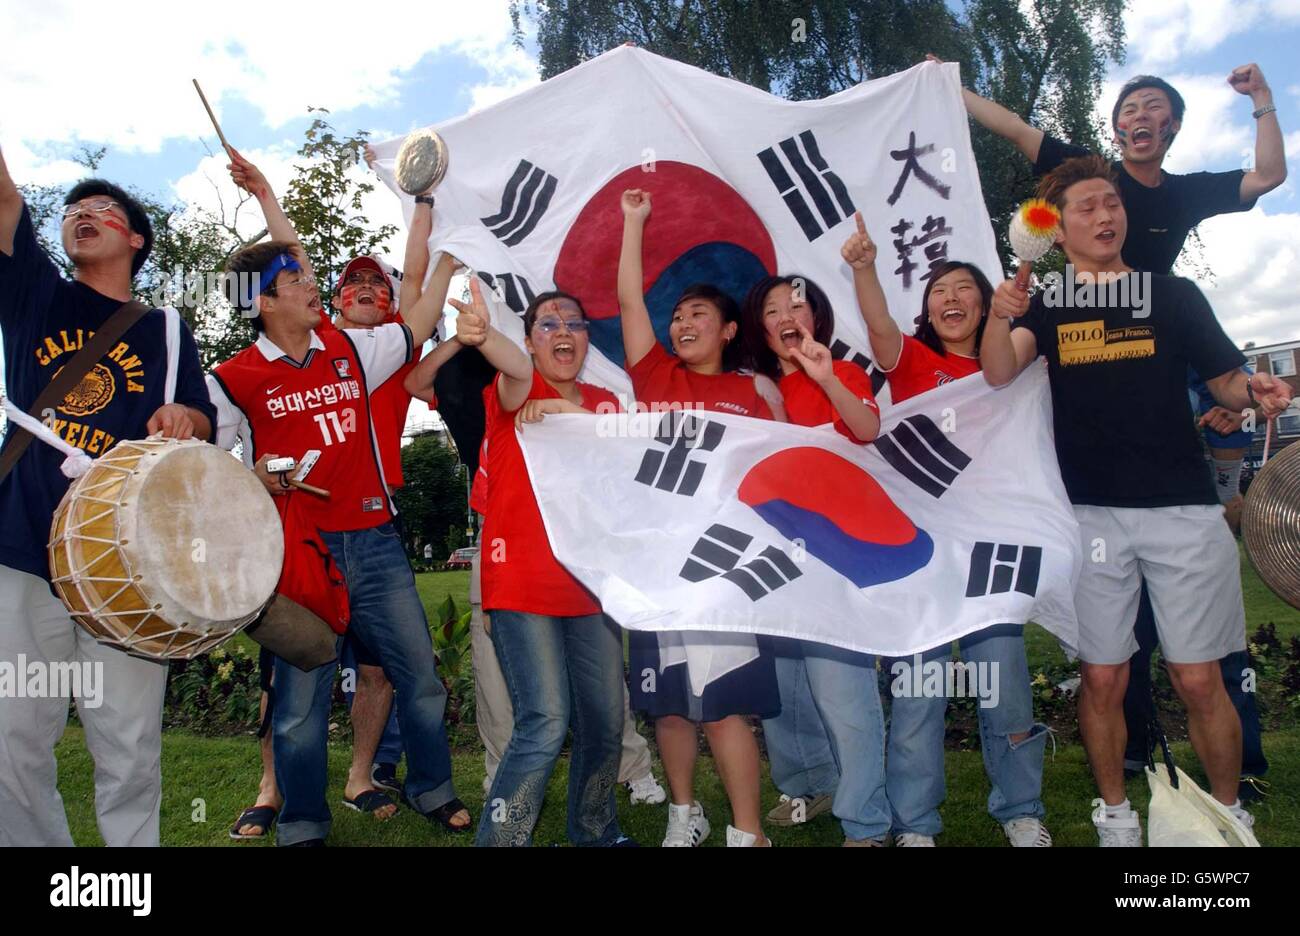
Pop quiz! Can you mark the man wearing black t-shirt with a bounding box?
[946,62,1287,272]
[0,145,216,845]
[981,156,1292,846]
[945,59,1288,794]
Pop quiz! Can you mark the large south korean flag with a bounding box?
[516,362,1081,679]
[371,45,1005,401]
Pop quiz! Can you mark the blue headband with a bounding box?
[259,253,301,294]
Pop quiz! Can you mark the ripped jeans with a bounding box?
[885,624,1047,837]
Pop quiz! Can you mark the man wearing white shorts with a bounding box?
[981,154,1293,846]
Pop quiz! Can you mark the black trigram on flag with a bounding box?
[679,524,803,602]
[476,271,536,315]
[876,414,971,498]
[634,409,725,496]
[757,130,856,242]
[480,160,558,246]
[965,542,1042,598]
[829,338,887,395]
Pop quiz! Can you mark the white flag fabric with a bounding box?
[516,362,1080,692]
[372,46,1004,401]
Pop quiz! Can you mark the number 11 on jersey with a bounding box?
[313,407,356,446]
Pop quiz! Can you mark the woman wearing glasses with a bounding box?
[452,279,635,847]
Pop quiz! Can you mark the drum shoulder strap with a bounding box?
[0,299,152,483]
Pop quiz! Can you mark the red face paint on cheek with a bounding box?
[102,218,129,237]
[373,292,391,314]
[341,285,357,307]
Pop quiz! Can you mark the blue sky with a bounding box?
[3,0,1299,354]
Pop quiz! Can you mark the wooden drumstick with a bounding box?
[287,478,330,498]
[192,79,233,155]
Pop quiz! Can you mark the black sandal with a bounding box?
[426,797,472,834]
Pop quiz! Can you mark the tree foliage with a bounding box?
[512,0,1127,258]
[392,434,470,561]
[280,110,398,294]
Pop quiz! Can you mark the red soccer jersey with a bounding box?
[883,335,981,403]
[480,370,619,616]
[208,324,414,532]
[628,342,773,419]
[370,358,418,488]
[779,360,879,442]
[326,311,424,489]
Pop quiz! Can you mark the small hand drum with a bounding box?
[48,437,284,660]
[395,127,449,195]
[1242,441,1300,610]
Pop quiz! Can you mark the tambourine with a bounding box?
[1242,440,1300,610]
[395,127,449,196]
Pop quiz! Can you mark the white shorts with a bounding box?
[1071,504,1246,665]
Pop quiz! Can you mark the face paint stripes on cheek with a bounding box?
[102,218,130,237]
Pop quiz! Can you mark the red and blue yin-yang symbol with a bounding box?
[738,448,933,588]
[552,162,777,366]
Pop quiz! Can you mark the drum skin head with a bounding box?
[133,443,282,625]
[1243,442,1300,611]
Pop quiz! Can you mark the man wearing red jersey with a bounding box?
[208,215,468,844]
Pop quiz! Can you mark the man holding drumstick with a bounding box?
[208,187,470,844]
[0,143,215,846]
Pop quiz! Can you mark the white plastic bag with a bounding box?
[1146,763,1260,847]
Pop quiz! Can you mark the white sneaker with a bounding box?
[1227,802,1255,831]
[626,772,666,806]
[662,801,710,847]
[893,832,936,847]
[1003,817,1053,847]
[1091,798,1142,847]
[725,824,771,847]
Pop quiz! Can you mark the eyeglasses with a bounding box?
[62,198,124,220]
[280,274,318,291]
[533,317,589,335]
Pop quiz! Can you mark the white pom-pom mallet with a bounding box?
[1008,199,1061,291]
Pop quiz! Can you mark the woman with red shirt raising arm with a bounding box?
[453,279,635,847]
[738,273,892,846]
[619,188,780,848]
[843,216,1052,848]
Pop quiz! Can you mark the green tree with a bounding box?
[392,435,469,561]
[280,110,398,293]
[512,0,1126,258]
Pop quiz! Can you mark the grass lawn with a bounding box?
[54,550,1300,846]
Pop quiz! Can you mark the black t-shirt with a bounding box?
[1014,274,1245,507]
[0,205,216,581]
[1035,134,1255,275]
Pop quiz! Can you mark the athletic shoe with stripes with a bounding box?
[1003,817,1053,847]
[662,801,710,847]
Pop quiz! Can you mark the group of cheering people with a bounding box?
[0,61,1292,848]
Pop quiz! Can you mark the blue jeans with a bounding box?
[475,610,624,847]
[886,624,1047,837]
[273,523,457,845]
[339,636,403,766]
[763,638,890,841]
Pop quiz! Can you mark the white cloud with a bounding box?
[1178,208,1300,346]
[1122,0,1300,70]
[0,1,526,156]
